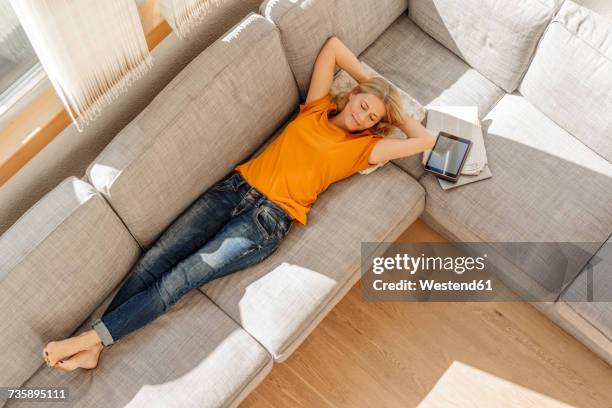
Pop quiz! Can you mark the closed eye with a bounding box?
[364,100,378,122]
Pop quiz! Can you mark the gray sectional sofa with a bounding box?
[0,0,610,407]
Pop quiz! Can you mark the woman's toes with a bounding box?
[44,341,59,366]
[43,348,53,367]
[44,338,87,367]
[55,359,78,372]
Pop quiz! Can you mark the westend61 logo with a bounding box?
[360,243,504,301]
[368,252,493,295]
[361,242,605,302]
[372,253,487,275]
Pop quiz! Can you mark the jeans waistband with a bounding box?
[232,171,294,222]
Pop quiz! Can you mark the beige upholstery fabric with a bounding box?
[408,0,562,92]
[520,0,612,162]
[9,290,271,408]
[0,177,140,395]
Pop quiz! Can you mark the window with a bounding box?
[0,5,45,118]
[0,0,167,188]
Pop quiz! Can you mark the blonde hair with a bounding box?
[330,76,404,137]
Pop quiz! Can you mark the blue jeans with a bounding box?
[92,171,294,346]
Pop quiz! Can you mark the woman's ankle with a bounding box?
[82,330,103,347]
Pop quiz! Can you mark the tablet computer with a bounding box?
[424,131,472,183]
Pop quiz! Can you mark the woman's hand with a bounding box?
[366,112,436,165]
[397,112,434,142]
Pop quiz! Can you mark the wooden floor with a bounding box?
[240,220,612,408]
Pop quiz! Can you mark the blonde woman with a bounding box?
[42,36,435,371]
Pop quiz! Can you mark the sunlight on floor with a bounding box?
[419,361,574,407]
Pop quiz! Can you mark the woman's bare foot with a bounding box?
[54,343,104,371]
[43,330,103,367]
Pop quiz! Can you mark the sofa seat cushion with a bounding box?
[201,163,425,361]
[86,14,299,248]
[420,94,612,299]
[359,14,504,179]
[0,177,140,394]
[561,237,612,340]
[10,290,272,408]
[519,0,612,162]
[408,0,562,92]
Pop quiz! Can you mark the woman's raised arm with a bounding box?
[368,112,436,165]
[305,36,369,105]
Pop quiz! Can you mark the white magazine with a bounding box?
[422,106,492,190]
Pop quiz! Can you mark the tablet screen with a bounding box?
[425,133,471,178]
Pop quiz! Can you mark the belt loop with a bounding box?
[253,189,265,208]
[234,171,250,192]
[232,187,257,217]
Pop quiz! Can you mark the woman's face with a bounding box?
[341,92,386,132]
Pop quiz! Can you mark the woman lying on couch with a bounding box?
[42,36,435,371]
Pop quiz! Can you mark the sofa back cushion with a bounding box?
[260,0,409,98]
[86,13,299,248]
[408,0,561,92]
[520,0,612,162]
[0,177,140,392]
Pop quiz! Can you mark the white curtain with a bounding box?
[0,0,19,42]
[159,0,222,39]
[9,0,152,131]
[0,0,31,62]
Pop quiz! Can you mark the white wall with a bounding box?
[0,0,261,235]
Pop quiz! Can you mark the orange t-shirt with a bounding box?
[235,94,382,225]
